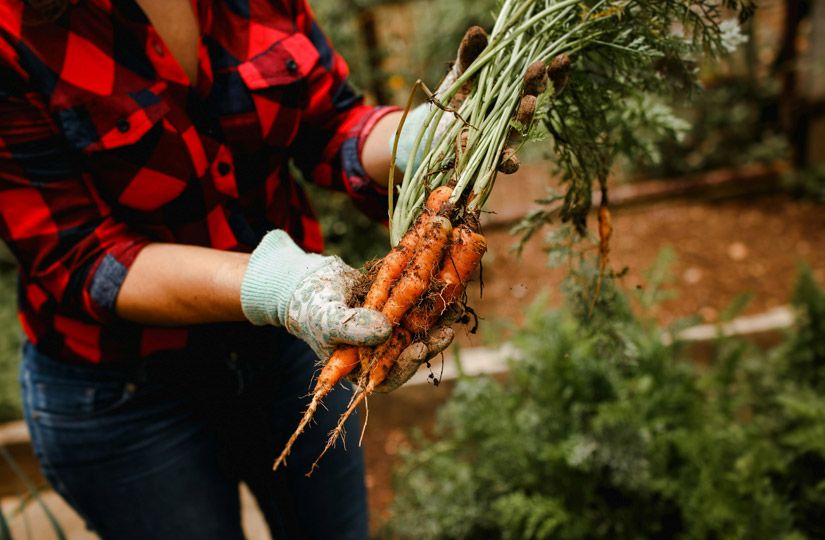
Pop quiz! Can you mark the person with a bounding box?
[0,0,498,538]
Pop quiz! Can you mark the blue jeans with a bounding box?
[19,332,368,540]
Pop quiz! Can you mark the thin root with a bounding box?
[307,391,367,477]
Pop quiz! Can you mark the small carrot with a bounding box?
[403,226,487,334]
[273,346,359,470]
[363,186,453,312]
[523,59,548,96]
[307,328,412,476]
[589,199,612,316]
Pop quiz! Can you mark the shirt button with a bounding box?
[116,118,130,133]
[286,59,298,73]
[152,40,165,57]
[217,162,232,176]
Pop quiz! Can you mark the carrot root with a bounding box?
[308,328,411,476]
[273,346,359,471]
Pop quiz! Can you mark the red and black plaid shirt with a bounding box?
[0,0,394,364]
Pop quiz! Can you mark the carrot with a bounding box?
[523,59,548,95]
[589,199,612,316]
[515,94,537,126]
[361,186,452,313]
[548,53,571,95]
[307,328,412,476]
[380,215,453,325]
[273,346,359,470]
[358,214,451,373]
[403,226,487,334]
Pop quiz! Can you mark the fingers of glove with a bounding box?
[437,26,489,106]
[373,342,428,393]
[424,326,455,359]
[324,306,392,347]
[374,326,455,393]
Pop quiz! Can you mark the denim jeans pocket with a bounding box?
[20,346,137,427]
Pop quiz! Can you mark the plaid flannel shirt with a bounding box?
[0,0,394,364]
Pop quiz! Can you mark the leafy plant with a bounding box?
[386,261,825,539]
[631,77,789,180]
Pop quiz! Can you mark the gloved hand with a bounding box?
[394,26,490,175]
[240,230,457,370]
[372,325,456,393]
[394,26,522,178]
[240,230,392,361]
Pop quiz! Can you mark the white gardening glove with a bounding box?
[241,230,392,360]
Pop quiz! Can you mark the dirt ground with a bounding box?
[363,165,825,531]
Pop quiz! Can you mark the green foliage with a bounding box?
[783,164,825,203]
[633,78,789,179]
[387,264,825,539]
[508,0,757,237]
[0,262,21,422]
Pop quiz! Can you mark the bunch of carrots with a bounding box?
[273,185,486,473]
[273,0,741,473]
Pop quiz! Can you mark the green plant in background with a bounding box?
[386,259,825,539]
[783,164,825,203]
[0,257,21,422]
[300,183,389,267]
[631,77,789,179]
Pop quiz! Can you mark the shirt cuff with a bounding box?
[86,239,151,323]
[342,105,400,221]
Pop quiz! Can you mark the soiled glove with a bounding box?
[241,230,391,361]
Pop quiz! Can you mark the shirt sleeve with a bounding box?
[0,58,151,324]
[289,0,399,222]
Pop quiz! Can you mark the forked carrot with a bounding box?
[403,226,487,334]
[273,346,359,470]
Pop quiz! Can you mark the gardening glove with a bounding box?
[373,305,466,393]
[241,230,392,361]
[394,26,492,175]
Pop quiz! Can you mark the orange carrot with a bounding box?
[381,215,453,325]
[361,187,452,312]
[272,346,359,471]
[307,328,412,476]
[403,226,487,334]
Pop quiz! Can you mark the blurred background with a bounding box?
[0,0,823,538]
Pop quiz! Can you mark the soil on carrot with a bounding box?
[362,169,825,531]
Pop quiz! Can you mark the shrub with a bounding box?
[387,266,825,539]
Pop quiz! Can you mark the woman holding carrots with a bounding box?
[0,0,506,538]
